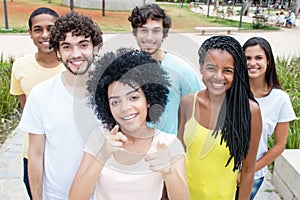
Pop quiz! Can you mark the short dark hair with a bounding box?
[28,7,59,30]
[128,4,172,38]
[49,12,103,53]
[243,37,282,90]
[87,48,170,130]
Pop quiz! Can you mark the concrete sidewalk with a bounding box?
[0,128,282,200]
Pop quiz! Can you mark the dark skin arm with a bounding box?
[17,94,26,109]
[178,93,195,150]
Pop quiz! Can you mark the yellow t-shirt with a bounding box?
[10,53,64,158]
[184,93,237,200]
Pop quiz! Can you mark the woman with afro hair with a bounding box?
[69,48,189,200]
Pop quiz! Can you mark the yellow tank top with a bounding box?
[184,93,237,200]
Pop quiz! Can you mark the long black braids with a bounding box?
[198,36,256,171]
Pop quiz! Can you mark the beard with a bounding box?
[63,56,94,75]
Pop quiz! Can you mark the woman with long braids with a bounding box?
[243,37,296,200]
[178,35,262,199]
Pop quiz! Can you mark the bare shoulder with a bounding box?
[179,93,197,122]
[249,99,260,114]
[180,93,196,105]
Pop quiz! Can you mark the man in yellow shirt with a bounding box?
[10,7,64,199]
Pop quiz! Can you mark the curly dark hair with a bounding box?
[87,48,170,130]
[128,4,172,38]
[198,36,257,172]
[49,12,103,53]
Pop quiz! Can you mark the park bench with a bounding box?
[194,26,240,35]
[252,14,270,26]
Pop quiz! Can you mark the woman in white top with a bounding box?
[242,37,296,200]
[276,11,286,27]
[69,48,189,200]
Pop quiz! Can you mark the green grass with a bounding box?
[0,1,279,33]
[0,56,21,145]
[0,28,28,34]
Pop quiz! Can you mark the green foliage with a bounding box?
[251,15,279,30]
[266,55,300,171]
[274,55,300,149]
[0,56,21,145]
[0,28,28,34]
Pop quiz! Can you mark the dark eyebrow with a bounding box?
[60,39,91,46]
[78,39,91,44]
[108,88,140,100]
[32,25,42,29]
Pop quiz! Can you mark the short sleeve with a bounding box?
[278,93,297,122]
[10,61,24,95]
[18,87,44,134]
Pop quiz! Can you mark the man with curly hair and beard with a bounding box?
[19,12,103,200]
[128,4,202,136]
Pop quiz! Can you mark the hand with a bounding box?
[96,125,127,162]
[145,140,172,175]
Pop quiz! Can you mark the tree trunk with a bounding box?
[102,0,105,16]
[70,0,74,12]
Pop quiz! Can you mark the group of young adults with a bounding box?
[10,3,296,200]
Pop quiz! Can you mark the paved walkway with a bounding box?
[0,128,282,200]
[1,11,299,199]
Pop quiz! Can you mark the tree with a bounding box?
[102,0,105,16]
[70,0,74,12]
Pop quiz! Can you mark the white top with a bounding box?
[278,14,286,24]
[289,12,296,24]
[86,130,184,200]
[19,73,85,199]
[254,88,296,179]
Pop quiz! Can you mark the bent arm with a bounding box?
[17,94,26,109]
[238,101,262,199]
[69,152,105,200]
[178,94,194,150]
[28,133,45,200]
[178,103,187,151]
[163,156,190,200]
[255,122,289,172]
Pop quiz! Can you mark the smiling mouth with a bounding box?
[122,114,138,121]
[40,41,49,46]
[248,68,259,73]
[211,82,225,88]
[67,59,85,67]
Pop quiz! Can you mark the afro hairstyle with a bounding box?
[87,48,170,130]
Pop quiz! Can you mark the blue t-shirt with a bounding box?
[148,52,202,135]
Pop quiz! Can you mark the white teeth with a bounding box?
[72,61,83,65]
[41,42,49,45]
[248,68,259,73]
[212,83,224,88]
[123,114,136,120]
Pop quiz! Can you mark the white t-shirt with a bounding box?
[86,130,184,200]
[19,73,86,199]
[254,88,296,179]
